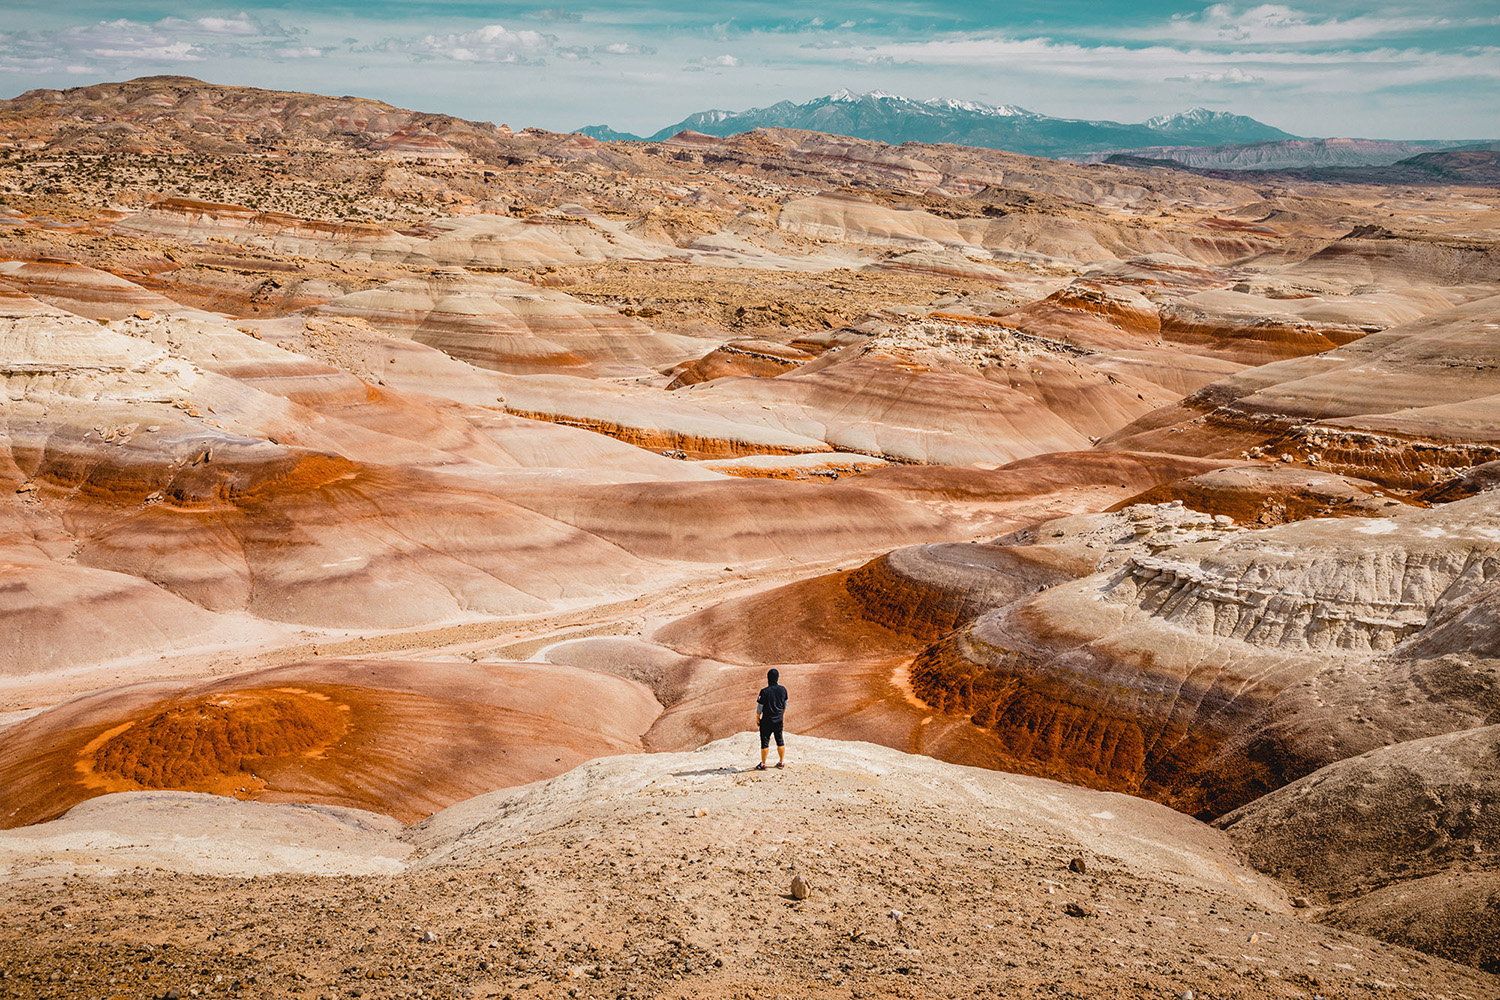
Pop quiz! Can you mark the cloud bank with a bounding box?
[0,2,1494,140]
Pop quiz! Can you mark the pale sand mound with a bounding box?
[111,198,419,260]
[501,478,952,564]
[691,451,891,480]
[0,554,242,675]
[2,736,1494,997]
[312,270,702,376]
[1217,725,1500,971]
[1324,870,1500,975]
[775,193,1278,264]
[0,792,410,877]
[0,258,197,320]
[411,735,1280,903]
[408,212,678,269]
[0,658,660,829]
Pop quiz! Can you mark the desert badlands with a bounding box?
[0,77,1498,999]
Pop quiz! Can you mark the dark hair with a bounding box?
[767,668,779,685]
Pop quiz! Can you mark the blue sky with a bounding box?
[1,2,1496,138]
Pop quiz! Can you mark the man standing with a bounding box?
[755,668,788,770]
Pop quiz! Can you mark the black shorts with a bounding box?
[759,719,784,748]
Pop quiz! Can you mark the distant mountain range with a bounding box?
[577,89,1297,157]
[1076,137,1484,170]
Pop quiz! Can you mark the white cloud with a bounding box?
[1155,4,1453,45]
[86,39,204,63]
[0,13,308,73]
[382,23,555,63]
[531,8,582,24]
[1169,66,1264,83]
[848,34,1500,89]
[691,53,741,67]
[165,14,266,38]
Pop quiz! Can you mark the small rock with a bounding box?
[135,309,155,320]
[1068,857,1087,874]
[693,808,708,818]
[1181,991,1195,1000]
[420,930,439,943]
[1064,901,1092,918]
[790,875,810,900]
[887,909,903,921]
[1292,896,1311,908]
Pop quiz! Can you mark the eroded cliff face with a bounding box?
[1104,292,1500,488]
[907,495,1500,816]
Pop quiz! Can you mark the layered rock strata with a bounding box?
[907,494,1500,816]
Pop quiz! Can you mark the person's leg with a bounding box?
[776,725,785,765]
[759,725,770,767]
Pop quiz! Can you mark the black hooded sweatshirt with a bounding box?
[757,669,787,724]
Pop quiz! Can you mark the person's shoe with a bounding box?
[754,762,767,770]
[775,762,785,768]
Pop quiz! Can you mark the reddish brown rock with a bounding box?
[0,658,660,829]
[1109,464,1402,525]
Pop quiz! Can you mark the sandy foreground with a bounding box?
[0,736,1492,1000]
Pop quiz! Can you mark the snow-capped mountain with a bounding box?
[576,91,1295,157]
[1144,107,1286,144]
